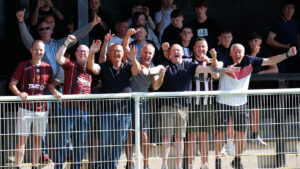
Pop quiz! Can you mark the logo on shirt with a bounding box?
[197,28,208,37]
[28,84,45,90]
[77,77,91,87]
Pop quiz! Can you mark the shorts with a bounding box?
[15,108,48,137]
[188,104,214,133]
[215,103,250,132]
[161,105,189,137]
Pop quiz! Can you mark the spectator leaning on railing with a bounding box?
[9,40,61,169]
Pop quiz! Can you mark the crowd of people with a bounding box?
[10,0,299,169]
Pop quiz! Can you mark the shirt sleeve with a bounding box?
[190,62,199,75]
[249,55,263,70]
[155,11,162,24]
[11,62,25,82]
[62,58,71,69]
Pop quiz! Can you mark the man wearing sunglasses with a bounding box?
[16,8,101,86]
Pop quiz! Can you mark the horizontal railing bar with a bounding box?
[1,88,300,101]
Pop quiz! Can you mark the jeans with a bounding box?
[55,108,89,169]
[97,112,131,169]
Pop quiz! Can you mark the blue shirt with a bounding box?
[44,39,58,76]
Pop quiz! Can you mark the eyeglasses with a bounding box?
[39,27,51,31]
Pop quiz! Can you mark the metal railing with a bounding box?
[0,89,299,169]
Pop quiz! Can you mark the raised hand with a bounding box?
[127,45,138,61]
[162,42,170,51]
[90,40,102,54]
[104,30,115,42]
[144,6,150,16]
[91,14,101,26]
[287,46,297,57]
[46,0,53,8]
[65,35,76,45]
[141,65,149,76]
[209,48,218,67]
[159,65,169,76]
[127,28,140,37]
[16,9,26,22]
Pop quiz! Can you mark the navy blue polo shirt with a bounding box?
[99,61,133,94]
[160,60,198,106]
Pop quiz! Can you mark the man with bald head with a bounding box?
[124,43,168,169]
[10,40,61,169]
[87,42,141,169]
[55,35,93,169]
[214,44,297,169]
[159,43,239,169]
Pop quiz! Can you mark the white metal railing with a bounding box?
[0,89,300,169]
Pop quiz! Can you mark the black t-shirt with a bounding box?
[99,61,133,93]
[98,61,133,113]
[215,44,231,62]
[161,24,181,45]
[189,17,219,48]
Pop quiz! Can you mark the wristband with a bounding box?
[63,42,68,47]
[285,52,290,58]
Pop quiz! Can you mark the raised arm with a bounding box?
[30,0,42,26]
[196,64,240,74]
[16,9,34,50]
[122,28,139,57]
[209,48,222,79]
[56,35,76,65]
[61,14,101,48]
[161,42,170,60]
[266,32,290,49]
[46,0,64,21]
[262,46,297,66]
[87,40,102,75]
[127,45,141,76]
[152,65,168,90]
[144,6,156,30]
[99,30,114,63]
[156,7,166,33]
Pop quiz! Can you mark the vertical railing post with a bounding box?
[134,93,141,169]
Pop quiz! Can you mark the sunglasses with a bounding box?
[39,27,51,31]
